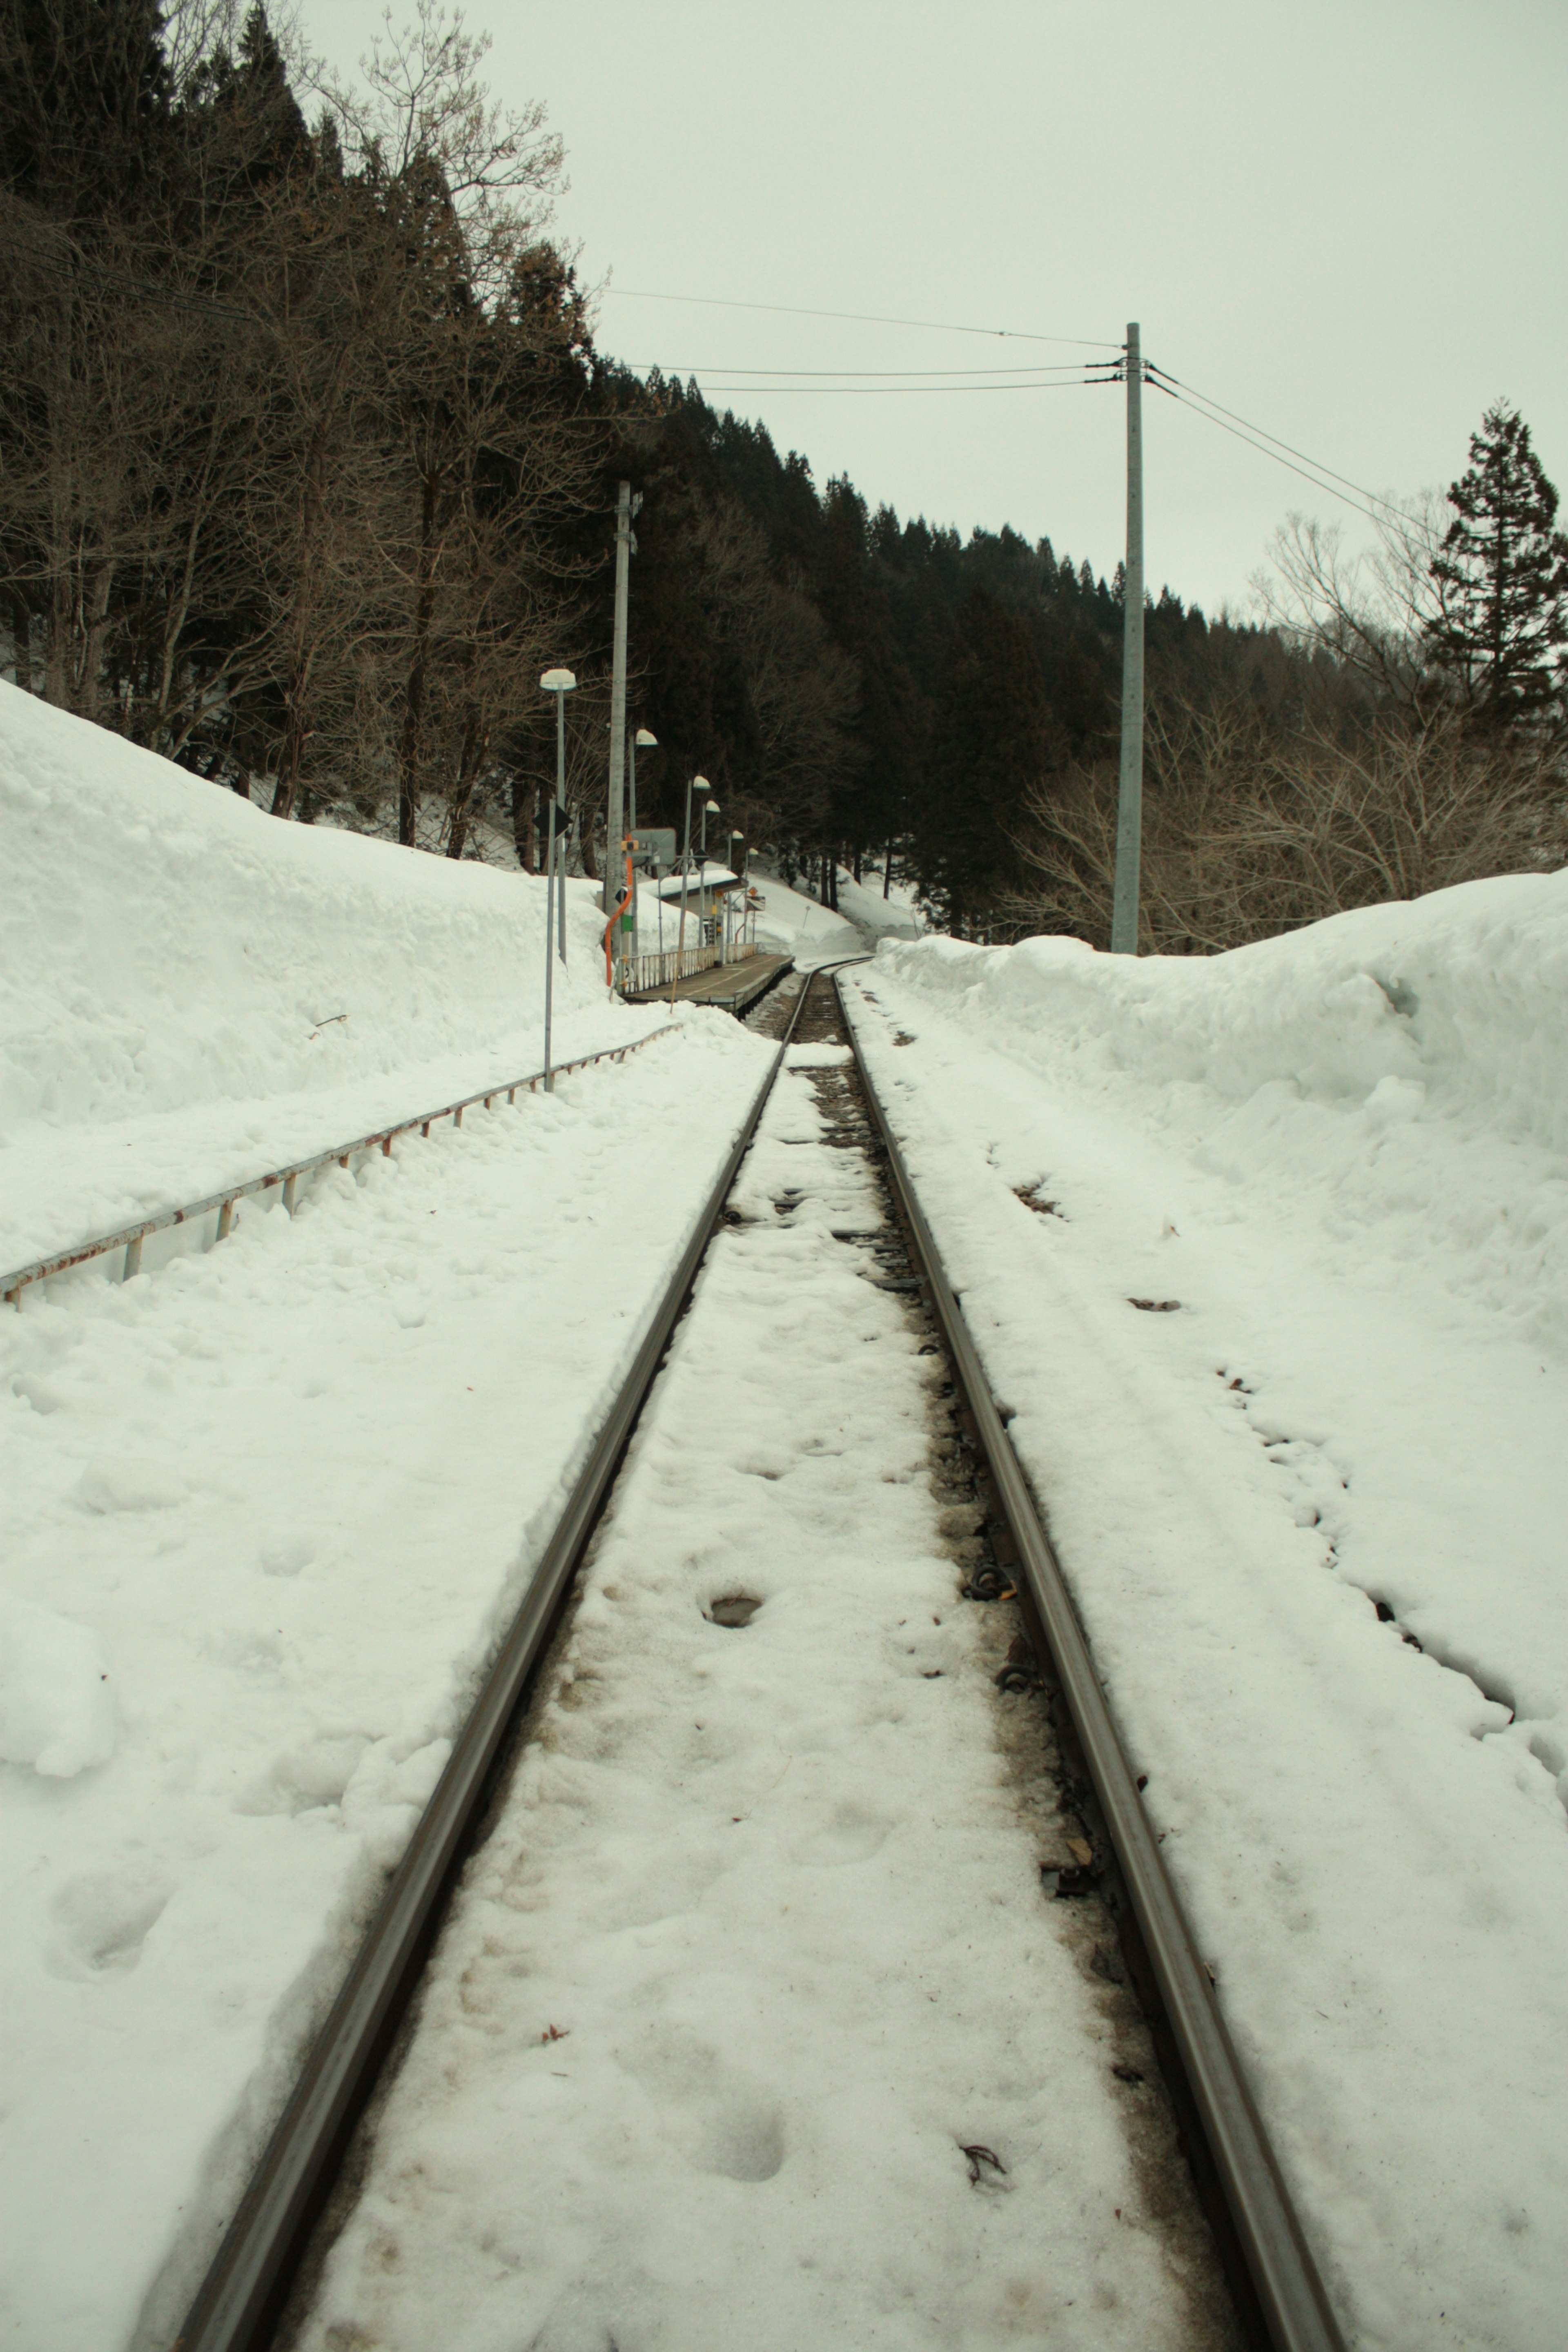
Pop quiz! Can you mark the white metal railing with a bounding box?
[2,1025,679,1305]
[620,943,718,993]
[619,938,761,996]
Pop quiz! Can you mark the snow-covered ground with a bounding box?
[745,868,863,965]
[746,862,924,963]
[293,1041,1232,2352]
[832,862,926,944]
[7,668,1564,2350]
[0,693,776,2347]
[843,882,1568,2350]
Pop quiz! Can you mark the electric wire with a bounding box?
[1,208,257,322]
[7,216,1404,535]
[601,285,1121,350]
[691,375,1116,396]
[1152,382,1410,530]
[621,359,1115,379]
[1147,365,1413,526]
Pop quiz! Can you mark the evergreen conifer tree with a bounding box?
[1427,403,1568,728]
[1,0,174,219]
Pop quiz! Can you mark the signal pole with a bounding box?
[1110,322,1144,955]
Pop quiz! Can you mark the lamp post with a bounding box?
[670,773,708,1007]
[630,728,655,961]
[697,797,720,961]
[728,831,745,963]
[540,668,576,1090]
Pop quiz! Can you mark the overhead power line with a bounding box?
[1150,381,1412,531]
[1146,364,1416,529]
[693,375,1115,397]
[621,360,1110,379]
[601,285,1121,351]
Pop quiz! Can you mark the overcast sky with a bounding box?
[306,0,1567,617]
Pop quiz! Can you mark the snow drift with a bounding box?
[0,688,778,2350]
[849,882,1568,2347]
[0,684,664,1270]
[0,680,614,1134]
[876,874,1568,1349]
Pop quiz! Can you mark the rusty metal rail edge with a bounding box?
[3,1026,678,1305]
[171,985,817,2352]
[835,971,1346,2352]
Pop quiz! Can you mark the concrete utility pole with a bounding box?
[604,481,636,916]
[1110,322,1145,956]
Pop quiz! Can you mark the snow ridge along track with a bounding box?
[835,972,1345,2352]
[176,964,1341,2352]
[171,1002,807,2352]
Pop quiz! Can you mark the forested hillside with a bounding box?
[4,0,1564,944]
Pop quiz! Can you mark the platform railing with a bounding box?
[619,938,759,996]
[620,942,718,993]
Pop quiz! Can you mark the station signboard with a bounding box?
[624,828,677,873]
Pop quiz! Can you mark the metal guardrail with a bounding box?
[835,972,1345,2352]
[171,972,820,2352]
[2,1026,679,1306]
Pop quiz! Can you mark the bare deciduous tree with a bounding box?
[1007,699,1564,954]
[1251,497,1461,718]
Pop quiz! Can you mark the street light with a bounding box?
[670,773,709,1007]
[539,668,576,1090]
[698,796,720,861]
[629,728,656,963]
[726,831,747,964]
[629,728,657,831]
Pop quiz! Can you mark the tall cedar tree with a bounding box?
[917,588,1049,934]
[0,0,172,218]
[1427,404,1568,728]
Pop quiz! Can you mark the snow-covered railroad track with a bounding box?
[176,969,1340,2352]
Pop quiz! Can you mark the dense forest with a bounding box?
[4,0,1564,946]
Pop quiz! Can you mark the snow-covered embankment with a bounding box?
[0,688,773,2347]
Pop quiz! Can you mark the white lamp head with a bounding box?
[635,728,657,747]
[540,668,577,694]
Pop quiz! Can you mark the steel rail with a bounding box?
[171,982,820,2352]
[3,1026,678,1305]
[835,972,1346,2352]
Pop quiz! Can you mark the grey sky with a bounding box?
[307,0,1567,617]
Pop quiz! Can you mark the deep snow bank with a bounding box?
[878,874,1568,1349]
[0,685,659,1267]
[0,676,782,2345]
[848,883,1568,2345]
[746,869,862,964]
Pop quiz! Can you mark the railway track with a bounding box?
[174,965,1343,2352]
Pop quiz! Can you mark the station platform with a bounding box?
[625,953,793,1016]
